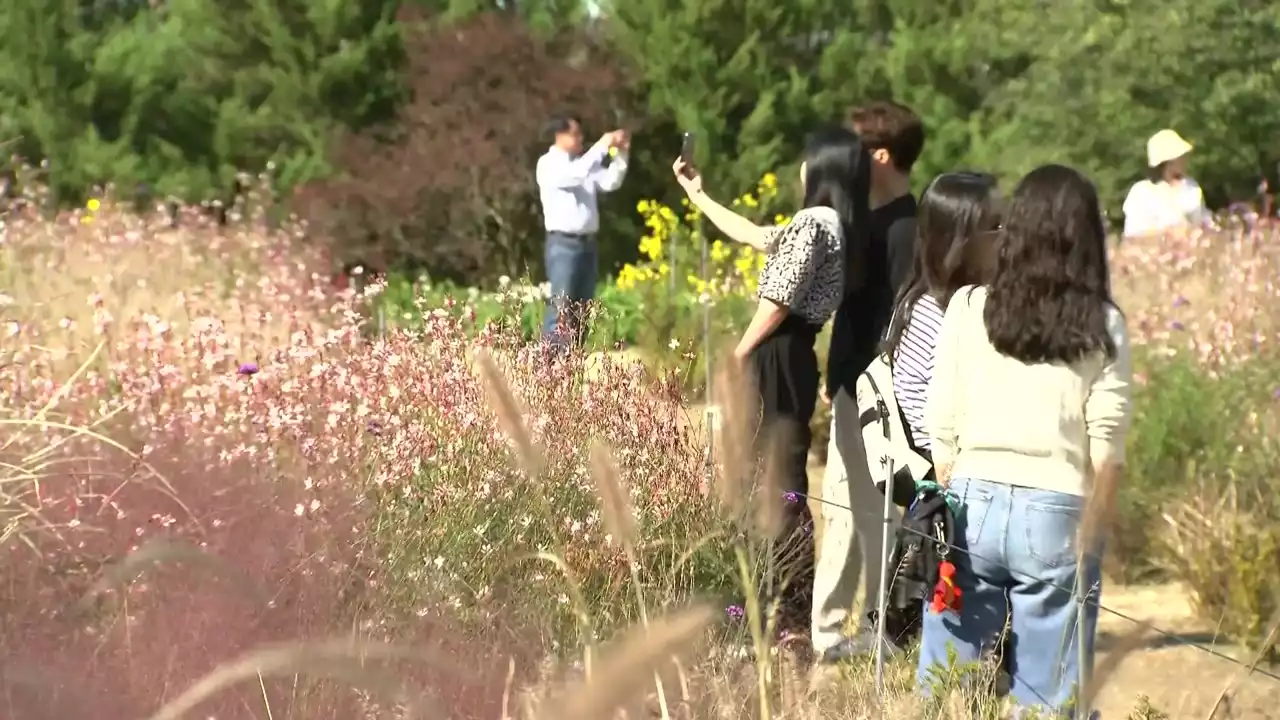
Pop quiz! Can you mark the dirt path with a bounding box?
[1091,587,1278,718]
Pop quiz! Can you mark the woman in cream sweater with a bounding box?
[919,164,1133,718]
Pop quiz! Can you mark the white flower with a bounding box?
[498,275,511,289]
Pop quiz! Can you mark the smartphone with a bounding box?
[681,132,696,165]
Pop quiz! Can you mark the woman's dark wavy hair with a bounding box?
[884,171,1000,355]
[802,127,872,292]
[984,164,1116,364]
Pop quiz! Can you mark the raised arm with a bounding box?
[672,158,774,252]
[537,139,612,190]
[594,150,629,193]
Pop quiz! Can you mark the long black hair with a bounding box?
[884,171,1000,355]
[801,127,872,292]
[984,164,1116,364]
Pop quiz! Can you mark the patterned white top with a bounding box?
[756,207,845,325]
[891,293,945,450]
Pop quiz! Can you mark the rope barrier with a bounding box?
[790,488,1280,684]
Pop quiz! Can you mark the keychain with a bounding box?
[930,559,963,614]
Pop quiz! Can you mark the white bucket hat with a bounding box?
[1147,129,1193,168]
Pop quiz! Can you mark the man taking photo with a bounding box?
[535,115,630,349]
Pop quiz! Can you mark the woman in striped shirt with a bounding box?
[884,172,1002,449]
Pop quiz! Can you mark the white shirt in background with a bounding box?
[535,143,628,235]
[927,286,1133,497]
[1121,177,1207,238]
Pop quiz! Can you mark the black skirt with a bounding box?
[748,313,821,634]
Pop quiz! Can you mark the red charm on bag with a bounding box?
[929,560,963,614]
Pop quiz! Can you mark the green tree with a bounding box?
[0,0,403,203]
[602,0,1280,221]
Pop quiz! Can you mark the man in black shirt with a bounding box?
[812,101,925,663]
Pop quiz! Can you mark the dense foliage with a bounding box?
[2,0,1277,284]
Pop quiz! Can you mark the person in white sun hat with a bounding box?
[1121,129,1209,239]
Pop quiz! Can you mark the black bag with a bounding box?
[875,484,958,647]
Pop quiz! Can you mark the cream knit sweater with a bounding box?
[927,286,1133,497]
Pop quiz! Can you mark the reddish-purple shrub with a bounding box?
[297,9,630,283]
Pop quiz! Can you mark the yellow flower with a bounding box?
[658,262,669,277]
[616,263,640,291]
[710,240,730,263]
[639,234,663,261]
[637,199,652,214]
[741,194,759,209]
[760,173,777,189]
[86,198,101,212]
[774,214,791,225]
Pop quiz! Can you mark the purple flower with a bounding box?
[782,491,801,503]
[1273,388,1280,400]
[237,362,259,376]
[725,604,745,619]
[1169,321,1185,331]
[1173,295,1189,308]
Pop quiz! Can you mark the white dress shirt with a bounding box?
[535,142,628,235]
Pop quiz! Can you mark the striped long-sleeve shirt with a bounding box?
[891,294,945,450]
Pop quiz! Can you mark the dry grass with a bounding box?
[5,192,1279,719]
[61,357,1164,720]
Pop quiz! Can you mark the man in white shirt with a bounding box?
[1122,129,1209,239]
[535,115,630,348]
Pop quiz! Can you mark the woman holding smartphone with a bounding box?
[672,128,872,635]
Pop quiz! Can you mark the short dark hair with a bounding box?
[545,114,581,140]
[983,164,1116,364]
[847,101,925,173]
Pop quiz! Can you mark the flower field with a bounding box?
[3,171,1279,718]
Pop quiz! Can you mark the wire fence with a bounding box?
[794,487,1280,684]
[367,207,1279,689]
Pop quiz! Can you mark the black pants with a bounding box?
[749,315,819,635]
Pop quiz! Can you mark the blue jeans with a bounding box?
[542,232,598,348]
[917,478,1101,718]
